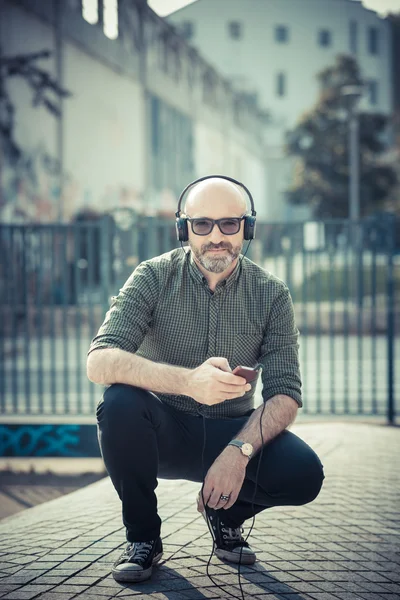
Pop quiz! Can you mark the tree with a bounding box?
[384,12,400,217]
[285,54,397,219]
[0,49,71,215]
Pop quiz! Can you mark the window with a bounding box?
[276,72,286,97]
[368,80,378,105]
[82,0,98,24]
[349,20,358,54]
[368,26,379,55]
[228,21,242,40]
[181,21,194,40]
[318,29,332,47]
[275,25,289,43]
[104,0,118,39]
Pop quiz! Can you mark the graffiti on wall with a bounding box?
[0,424,101,457]
[0,144,65,224]
[0,145,145,225]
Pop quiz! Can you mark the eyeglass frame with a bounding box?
[185,215,247,236]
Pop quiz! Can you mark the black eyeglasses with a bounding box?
[187,216,246,236]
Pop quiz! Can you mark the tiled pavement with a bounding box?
[0,422,399,600]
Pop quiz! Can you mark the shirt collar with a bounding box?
[186,247,242,292]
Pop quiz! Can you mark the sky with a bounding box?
[148,0,400,17]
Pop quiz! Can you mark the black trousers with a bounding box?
[97,384,325,542]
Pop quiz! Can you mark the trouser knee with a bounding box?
[298,454,325,504]
[96,383,149,431]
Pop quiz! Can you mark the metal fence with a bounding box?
[0,215,398,422]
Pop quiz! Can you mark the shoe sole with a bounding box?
[215,547,256,565]
[112,551,163,583]
[201,510,256,565]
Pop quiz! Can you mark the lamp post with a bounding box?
[340,84,364,311]
[340,84,364,221]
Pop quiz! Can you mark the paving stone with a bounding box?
[179,588,234,599]
[330,595,367,600]
[48,584,90,593]
[357,594,393,600]
[0,424,399,600]
[383,571,400,583]
[2,584,55,599]
[47,568,83,576]
[287,581,328,593]
[305,594,346,600]
[0,586,21,596]
[287,571,325,582]
[374,582,400,593]
[62,576,101,585]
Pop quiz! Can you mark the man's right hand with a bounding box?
[186,357,251,405]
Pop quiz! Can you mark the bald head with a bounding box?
[184,178,247,217]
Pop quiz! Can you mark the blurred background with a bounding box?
[0,0,399,515]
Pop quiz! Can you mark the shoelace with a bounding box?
[221,525,249,547]
[122,541,154,564]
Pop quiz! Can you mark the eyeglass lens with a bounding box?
[192,218,240,235]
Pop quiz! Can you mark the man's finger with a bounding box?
[197,491,204,513]
[223,490,239,510]
[200,484,212,509]
[215,493,232,510]
[207,487,227,509]
[215,371,247,386]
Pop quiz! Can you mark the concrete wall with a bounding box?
[0,0,147,222]
[63,42,146,220]
[0,0,269,224]
[193,122,268,219]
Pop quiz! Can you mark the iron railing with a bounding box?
[0,216,398,422]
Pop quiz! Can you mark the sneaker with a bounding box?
[202,507,256,565]
[112,537,163,582]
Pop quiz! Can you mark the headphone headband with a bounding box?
[175,174,256,219]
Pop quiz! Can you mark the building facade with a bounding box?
[168,0,393,130]
[0,0,269,224]
[168,0,394,219]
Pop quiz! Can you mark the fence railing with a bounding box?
[0,215,398,422]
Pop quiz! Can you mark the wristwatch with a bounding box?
[227,439,254,459]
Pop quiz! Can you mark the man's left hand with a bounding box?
[197,446,248,512]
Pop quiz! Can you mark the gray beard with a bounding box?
[190,243,242,274]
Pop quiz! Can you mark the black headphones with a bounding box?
[175,175,257,242]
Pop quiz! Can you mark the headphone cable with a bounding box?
[190,242,265,599]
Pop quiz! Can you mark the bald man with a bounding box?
[87,177,324,583]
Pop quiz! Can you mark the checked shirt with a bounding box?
[88,247,302,418]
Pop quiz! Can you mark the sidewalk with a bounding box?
[0,422,399,600]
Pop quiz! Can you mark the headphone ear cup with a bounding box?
[244,216,256,241]
[175,217,189,242]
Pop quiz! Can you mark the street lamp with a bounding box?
[340,84,364,220]
[340,84,365,311]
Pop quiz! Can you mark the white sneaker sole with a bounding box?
[201,509,256,565]
[112,550,163,582]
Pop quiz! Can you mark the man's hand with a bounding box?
[197,446,248,512]
[187,357,251,406]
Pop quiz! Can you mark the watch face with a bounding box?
[242,443,253,456]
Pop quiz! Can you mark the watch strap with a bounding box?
[228,439,244,450]
[228,439,253,458]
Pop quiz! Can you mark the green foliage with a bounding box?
[285,55,397,219]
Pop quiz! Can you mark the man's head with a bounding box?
[183,178,248,274]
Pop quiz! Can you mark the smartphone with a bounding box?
[233,364,262,383]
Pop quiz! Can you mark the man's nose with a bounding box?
[209,222,225,244]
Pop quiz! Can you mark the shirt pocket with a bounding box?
[232,333,263,369]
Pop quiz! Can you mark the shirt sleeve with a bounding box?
[87,261,159,356]
[259,284,303,408]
